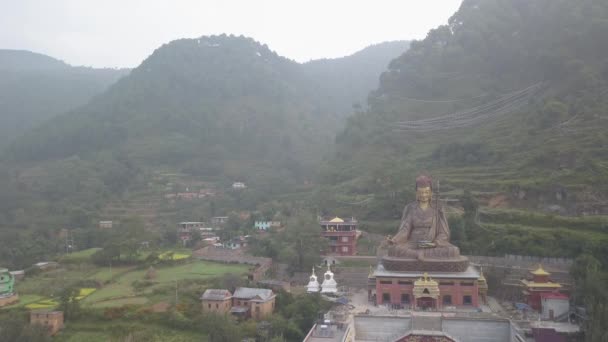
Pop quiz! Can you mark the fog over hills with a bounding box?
[5,36,408,186]
[0,49,129,147]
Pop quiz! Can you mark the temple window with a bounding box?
[439,282,454,286]
[463,295,472,305]
[342,246,349,252]
[380,280,392,284]
[398,281,412,285]
[443,295,452,305]
[401,294,410,304]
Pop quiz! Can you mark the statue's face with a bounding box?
[417,186,432,203]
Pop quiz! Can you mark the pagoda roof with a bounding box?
[521,279,562,288]
[531,265,551,276]
[329,217,344,223]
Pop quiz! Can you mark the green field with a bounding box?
[82,261,248,306]
[7,258,248,310]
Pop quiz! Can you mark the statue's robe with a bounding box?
[389,202,460,259]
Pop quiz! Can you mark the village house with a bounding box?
[254,221,271,230]
[201,289,232,315]
[201,287,275,320]
[30,310,64,335]
[211,216,229,226]
[176,192,198,200]
[231,287,276,320]
[232,182,246,189]
[224,236,248,249]
[99,220,113,229]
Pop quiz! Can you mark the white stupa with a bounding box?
[321,264,338,293]
[306,267,320,293]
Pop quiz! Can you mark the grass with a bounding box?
[59,248,102,263]
[82,260,248,306]
[86,266,134,282]
[90,297,148,308]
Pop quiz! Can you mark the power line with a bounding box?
[390,83,544,132]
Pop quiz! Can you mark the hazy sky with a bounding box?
[1,0,462,68]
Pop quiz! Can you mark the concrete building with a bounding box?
[201,289,232,315]
[30,310,64,335]
[305,313,526,342]
[232,287,276,320]
[540,292,570,321]
[320,217,358,256]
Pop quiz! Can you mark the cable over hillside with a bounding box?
[392,83,544,132]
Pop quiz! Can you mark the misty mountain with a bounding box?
[302,41,410,117]
[0,50,129,147]
[5,36,408,187]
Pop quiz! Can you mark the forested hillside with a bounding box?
[317,1,608,338]
[0,50,129,147]
[0,35,407,267]
[6,36,407,184]
[320,0,608,218]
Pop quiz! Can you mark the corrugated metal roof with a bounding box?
[201,289,232,300]
[233,287,274,301]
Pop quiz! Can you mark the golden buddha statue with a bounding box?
[385,174,461,260]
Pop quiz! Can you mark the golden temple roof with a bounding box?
[329,217,344,223]
[521,279,562,288]
[414,273,438,287]
[531,264,551,276]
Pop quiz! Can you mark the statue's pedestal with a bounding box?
[382,256,470,273]
[0,293,19,307]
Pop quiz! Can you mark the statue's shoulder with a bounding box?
[403,202,417,215]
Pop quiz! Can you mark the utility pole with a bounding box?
[175,277,178,304]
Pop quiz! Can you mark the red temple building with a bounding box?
[319,217,357,256]
[371,268,484,310]
[521,265,564,312]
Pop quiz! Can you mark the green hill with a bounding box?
[0,35,408,264]
[320,0,608,219]
[5,36,407,187]
[0,50,129,147]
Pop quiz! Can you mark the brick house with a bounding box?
[201,289,232,315]
[232,287,276,320]
[30,310,64,335]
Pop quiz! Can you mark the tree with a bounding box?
[58,286,81,320]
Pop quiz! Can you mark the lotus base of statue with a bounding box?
[381,255,470,272]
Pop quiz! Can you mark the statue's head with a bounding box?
[415,175,433,204]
